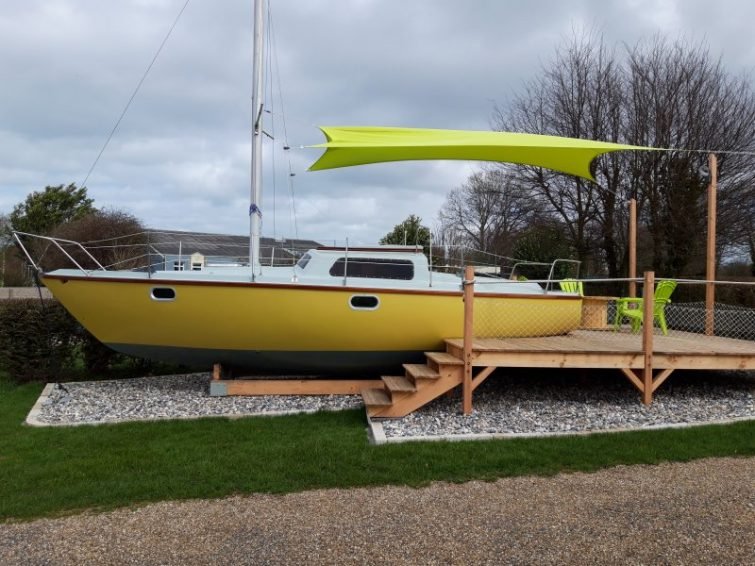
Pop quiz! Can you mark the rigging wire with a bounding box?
[268,3,300,243]
[79,0,192,189]
[265,6,276,239]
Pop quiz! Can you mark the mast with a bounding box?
[249,0,265,277]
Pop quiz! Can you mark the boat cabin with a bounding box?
[295,246,431,285]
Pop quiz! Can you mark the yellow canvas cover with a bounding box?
[309,126,648,181]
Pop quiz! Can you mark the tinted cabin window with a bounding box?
[329,258,414,280]
[297,253,312,269]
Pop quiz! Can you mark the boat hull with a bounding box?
[41,274,582,373]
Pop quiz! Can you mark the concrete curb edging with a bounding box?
[25,382,362,427]
[366,414,386,445]
[366,415,755,444]
[25,379,754,444]
[25,383,55,427]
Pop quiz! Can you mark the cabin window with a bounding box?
[151,287,176,301]
[329,258,414,280]
[350,295,380,310]
[191,262,203,271]
[173,261,185,271]
[297,253,312,269]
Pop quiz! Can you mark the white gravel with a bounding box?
[381,370,755,440]
[30,373,363,426]
[28,370,754,443]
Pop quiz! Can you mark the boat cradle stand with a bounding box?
[208,363,383,396]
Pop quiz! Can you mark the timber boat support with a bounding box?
[209,364,382,396]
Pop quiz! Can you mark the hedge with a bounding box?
[0,299,145,383]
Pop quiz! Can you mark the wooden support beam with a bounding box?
[212,363,222,380]
[619,368,645,393]
[219,379,383,396]
[651,368,675,393]
[642,271,655,405]
[471,366,496,392]
[462,265,475,415]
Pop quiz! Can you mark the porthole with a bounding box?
[151,287,176,301]
[350,295,379,310]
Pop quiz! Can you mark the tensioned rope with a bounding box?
[79,0,192,189]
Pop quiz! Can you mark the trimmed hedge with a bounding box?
[0,299,79,382]
[0,299,138,383]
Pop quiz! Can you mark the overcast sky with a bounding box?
[2,0,754,244]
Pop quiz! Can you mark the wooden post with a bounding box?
[462,265,475,415]
[705,154,718,336]
[642,271,655,405]
[629,198,637,298]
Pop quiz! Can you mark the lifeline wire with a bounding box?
[79,0,192,189]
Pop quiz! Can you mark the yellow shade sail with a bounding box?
[308,126,649,181]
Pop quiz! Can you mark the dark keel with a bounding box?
[108,343,426,377]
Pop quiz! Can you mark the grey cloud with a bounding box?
[1,0,753,243]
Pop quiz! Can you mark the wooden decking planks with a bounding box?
[445,329,755,373]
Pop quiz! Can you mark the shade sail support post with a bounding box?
[462,265,475,415]
[705,153,718,336]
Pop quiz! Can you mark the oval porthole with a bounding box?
[350,295,379,310]
[151,287,176,301]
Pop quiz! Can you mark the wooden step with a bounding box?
[425,351,464,366]
[361,388,392,407]
[403,363,440,381]
[382,375,416,394]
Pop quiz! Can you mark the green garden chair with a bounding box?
[613,279,677,335]
[559,278,584,295]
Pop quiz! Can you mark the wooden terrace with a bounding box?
[360,328,755,419]
[362,269,754,418]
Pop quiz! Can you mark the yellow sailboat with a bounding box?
[38,245,583,372]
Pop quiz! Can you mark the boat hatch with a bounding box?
[329,258,414,280]
[350,295,380,310]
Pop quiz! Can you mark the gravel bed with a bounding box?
[30,370,754,441]
[32,373,363,425]
[381,369,754,440]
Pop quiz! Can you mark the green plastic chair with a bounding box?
[559,279,584,296]
[613,280,677,335]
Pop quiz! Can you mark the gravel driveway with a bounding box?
[1,457,753,565]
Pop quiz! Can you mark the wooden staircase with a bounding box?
[361,351,464,418]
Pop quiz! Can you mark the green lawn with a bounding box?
[1,377,754,522]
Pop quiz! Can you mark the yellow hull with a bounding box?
[42,275,582,371]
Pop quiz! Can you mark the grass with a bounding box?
[1,375,754,522]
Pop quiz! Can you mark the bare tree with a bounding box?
[493,32,627,274]
[625,38,755,274]
[438,167,537,257]
[488,33,755,277]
